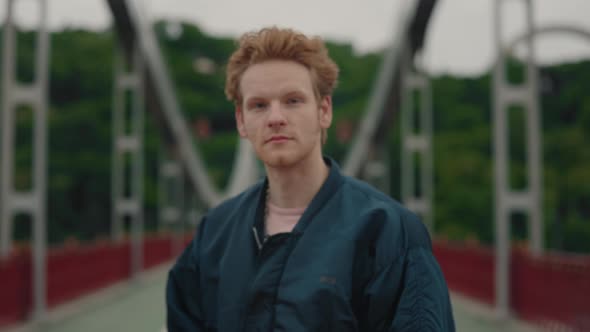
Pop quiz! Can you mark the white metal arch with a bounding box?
[122,0,260,207]
[493,19,590,321]
[506,25,590,55]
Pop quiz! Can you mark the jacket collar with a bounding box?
[252,156,344,245]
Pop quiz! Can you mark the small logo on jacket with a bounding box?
[319,276,337,285]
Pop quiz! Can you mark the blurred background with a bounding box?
[0,0,589,331]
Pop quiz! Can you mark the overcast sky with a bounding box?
[1,0,590,76]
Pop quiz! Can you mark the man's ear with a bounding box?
[318,96,333,129]
[235,105,248,138]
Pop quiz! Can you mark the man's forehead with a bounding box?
[242,84,311,100]
[240,60,315,99]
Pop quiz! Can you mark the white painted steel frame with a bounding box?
[0,0,50,320]
[112,43,145,279]
[401,50,434,232]
[493,0,542,320]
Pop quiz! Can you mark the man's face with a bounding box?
[235,60,332,168]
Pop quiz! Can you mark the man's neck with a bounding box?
[265,153,329,209]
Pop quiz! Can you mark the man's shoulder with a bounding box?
[339,176,430,248]
[340,175,407,214]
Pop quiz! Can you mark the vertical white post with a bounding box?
[159,155,184,255]
[112,41,145,279]
[0,0,50,320]
[493,0,542,320]
[401,47,434,232]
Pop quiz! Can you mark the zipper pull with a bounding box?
[252,226,263,250]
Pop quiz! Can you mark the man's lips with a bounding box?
[266,135,291,143]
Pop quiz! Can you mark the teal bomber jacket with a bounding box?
[166,157,455,331]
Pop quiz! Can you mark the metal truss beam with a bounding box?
[158,155,185,255]
[493,0,542,320]
[111,41,144,278]
[0,0,50,320]
[363,145,391,197]
[401,49,434,232]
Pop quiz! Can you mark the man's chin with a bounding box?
[264,158,291,168]
[262,153,297,169]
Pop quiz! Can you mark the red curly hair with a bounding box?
[225,27,339,103]
[225,27,339,144]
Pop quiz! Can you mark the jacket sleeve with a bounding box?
[394,246,455,331]
[166,218,207,331]
[360,214,455,331]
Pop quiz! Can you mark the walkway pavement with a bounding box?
[3,263,543,332]
[451,293,541,331]
[3,264,170,332]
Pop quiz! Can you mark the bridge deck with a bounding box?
[4,264,541,332]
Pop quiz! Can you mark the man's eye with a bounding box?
[286,98,301,105]
[250,102,267,110]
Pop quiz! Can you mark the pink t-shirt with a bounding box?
[265,202,305,236]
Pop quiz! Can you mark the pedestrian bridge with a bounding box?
[1,0,589,331]
[3,262,542,332]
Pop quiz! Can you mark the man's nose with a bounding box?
[267,101,286,128]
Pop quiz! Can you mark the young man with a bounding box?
[166,27,455,331]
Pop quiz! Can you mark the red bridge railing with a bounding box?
[434,240,590,331]
[0,233,190,328]
[1,236,588,330]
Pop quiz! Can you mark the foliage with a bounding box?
[424,60,590,252]
[1,23,588,253]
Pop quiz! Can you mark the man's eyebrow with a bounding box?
[245,88,308,100]
[283,89,306,95]
[244,96,266,103]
